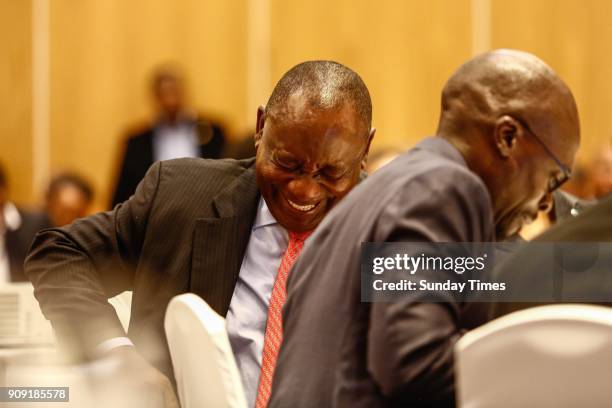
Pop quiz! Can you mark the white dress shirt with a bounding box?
[226,198,288,407]
[0,202,22,284]
[152,121,200,162]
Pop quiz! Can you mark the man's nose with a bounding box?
[287,176,324,203]
[538,191,554,213]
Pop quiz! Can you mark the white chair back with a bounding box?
[108,291,132,332]
[164,293,247,408]
[455,304,612,408]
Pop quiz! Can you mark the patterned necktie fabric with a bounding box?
[255,230,312,408]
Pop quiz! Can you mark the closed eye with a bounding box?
[274,157,300,171]
[323,167,347,180]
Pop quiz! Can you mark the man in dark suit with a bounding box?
[0,163,49,283]
[492,194,612,318]
[269,50,581,407]
[110,66,226,208]
[25,61,374,407]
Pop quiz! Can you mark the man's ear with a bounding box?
[254,106,266,150]
[360,128,376,170]
[494,116,521,158]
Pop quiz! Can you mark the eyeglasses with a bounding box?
[512,116,572,192]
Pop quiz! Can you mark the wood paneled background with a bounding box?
[1,0,609,209]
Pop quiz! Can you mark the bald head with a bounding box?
[439,49,579,147]
[437,49,581,239]
[265,61,372,137]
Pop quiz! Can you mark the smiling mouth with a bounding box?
[286,198,317,212]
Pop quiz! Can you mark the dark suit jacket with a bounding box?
[26,158,259,378]
[111,120,226,208]
[269,137,494,408]
[5,208,49,282]
[492,194,612,318]
[552,190,591,221]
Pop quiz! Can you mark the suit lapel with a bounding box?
[190,164,259,316]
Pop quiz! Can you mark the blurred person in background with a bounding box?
[562,143,612,200]
[45,173,94,227]
[365,146,403,173]
[110,65,227,208]
[589,141,612,199]
[561,161,592,199]
[0,162,49,283]
[222,130,258,160]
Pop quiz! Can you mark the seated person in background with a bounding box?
[25,60,374,407]
[45,173,94,227]
[268,49,580,408]
[110,65,227,208]
[0,162,49,283]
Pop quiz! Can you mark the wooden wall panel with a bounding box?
[270,0,473,151]
[4,0,612,208]
[492,0,612,159]
[49,0,248,209]
[0,1,33,206]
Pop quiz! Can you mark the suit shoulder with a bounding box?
[415,162,491,216]
[140,158,256,220]
[389,152,489,203]
[160,157,253,174]
[384,157,492,218]
[155,157,255,189]
[430,160,487,196]
[376,161,494,241]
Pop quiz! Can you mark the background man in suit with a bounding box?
[26,61,374,407]
[0,162,49,283]
[269,50,580,407]
[110,66,226,208]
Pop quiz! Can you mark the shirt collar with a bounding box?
[2,202,21,232]
[253,197,279,229]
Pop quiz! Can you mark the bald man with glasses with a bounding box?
[269,49,580,408]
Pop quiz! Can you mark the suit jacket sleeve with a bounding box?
[25,162,162,352]
[367,168,493,406]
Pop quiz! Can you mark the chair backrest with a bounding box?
[108,291,132,332]
[164,293,247,408]
[455,304,612,408]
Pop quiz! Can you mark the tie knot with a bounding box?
[289,230,312,243]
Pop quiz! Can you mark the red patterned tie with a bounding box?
[255,230,312,408]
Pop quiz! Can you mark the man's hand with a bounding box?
[105,346,180,408]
